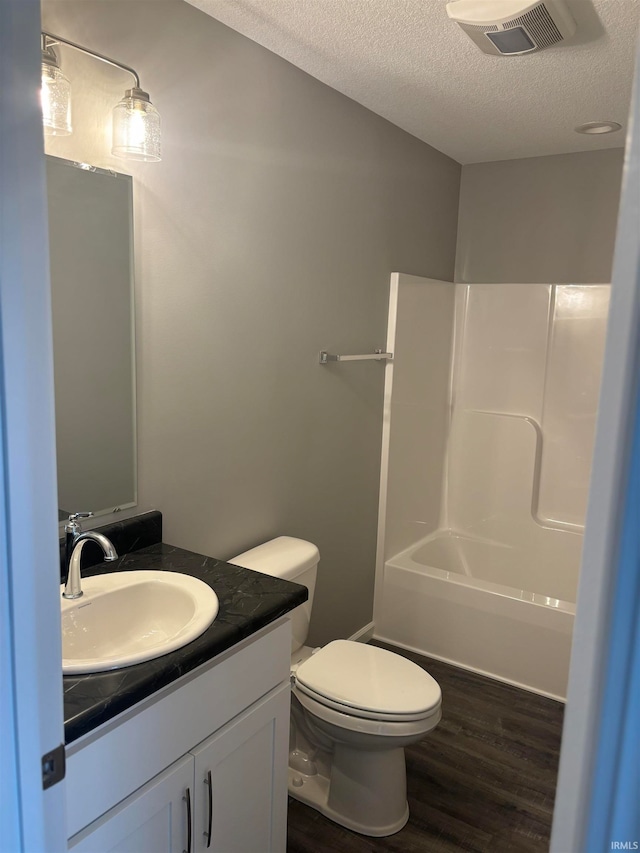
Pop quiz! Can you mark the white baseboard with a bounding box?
[373,632,566,703]
[347,621,375,643]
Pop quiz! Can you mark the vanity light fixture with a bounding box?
[41,37,71,136]
[41,32,162,162]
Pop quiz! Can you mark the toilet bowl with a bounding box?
[231,537,442,837]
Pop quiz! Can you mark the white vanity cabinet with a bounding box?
[68,755,193,852]
[66,619,291,853]
[191,684,289,853]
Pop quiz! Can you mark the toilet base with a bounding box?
[287,744,410,837]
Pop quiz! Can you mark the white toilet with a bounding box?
[231,536,442,837]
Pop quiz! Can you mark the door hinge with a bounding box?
[42,743,65,789]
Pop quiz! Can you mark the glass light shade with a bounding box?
[112,88,161,162]
[41,63,72,136]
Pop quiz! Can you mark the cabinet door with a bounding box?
[68,755,194,853]
[192,683,290,853]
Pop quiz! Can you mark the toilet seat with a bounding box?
[294,640,441,723]
[294,685,442,737]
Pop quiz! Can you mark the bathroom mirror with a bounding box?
[45,155,136,522]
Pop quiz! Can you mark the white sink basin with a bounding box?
[61,571,219,674]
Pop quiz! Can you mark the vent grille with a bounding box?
[464,23,498,32]
[506,2,563,50]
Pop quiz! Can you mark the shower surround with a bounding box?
[374,274,610,699]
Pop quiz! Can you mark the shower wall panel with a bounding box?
[538,285,611,529]
[382,278,609,602]
[453,284,552,418]
[384,276,455,559]
[447,283,609,601]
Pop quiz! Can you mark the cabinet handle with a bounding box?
[204,770,213,848]
[183,787,192,853]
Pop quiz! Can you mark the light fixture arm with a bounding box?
[41,31,141,89]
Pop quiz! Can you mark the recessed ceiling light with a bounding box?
[575,121,622,135]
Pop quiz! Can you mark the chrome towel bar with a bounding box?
[319,349,393,364]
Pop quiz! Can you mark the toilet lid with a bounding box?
[294,640,441,720]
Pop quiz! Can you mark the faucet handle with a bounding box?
[65,512,93,533]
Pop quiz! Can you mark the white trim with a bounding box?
[550,43,640,853]
[372,272,399,628]
[347,621,376,643]
[0,1,66,849]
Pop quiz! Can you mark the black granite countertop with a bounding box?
[63,542,307,744]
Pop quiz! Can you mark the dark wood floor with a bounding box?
[287,643,564,853]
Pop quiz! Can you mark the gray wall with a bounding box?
[42,0,461,644]
[455,149,624,284]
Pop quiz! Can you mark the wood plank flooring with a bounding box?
[287,643,564,853]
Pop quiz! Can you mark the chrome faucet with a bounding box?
[62,512,119,600]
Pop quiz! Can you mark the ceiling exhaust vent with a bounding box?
[446,0,577,56]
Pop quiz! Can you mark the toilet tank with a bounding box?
[230,536,319,653]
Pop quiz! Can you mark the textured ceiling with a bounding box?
[185,0,640,164]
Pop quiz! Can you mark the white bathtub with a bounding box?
[375,530,576,701]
